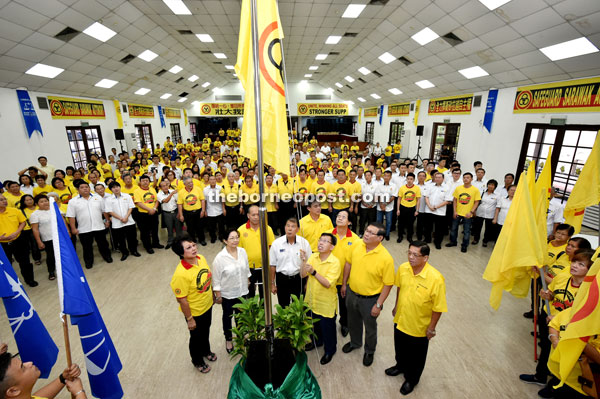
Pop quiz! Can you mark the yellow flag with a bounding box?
[358,108,362,124]
[183,109,188,126]
[414,100,421,126]
[526,160,536,198]
[534,147,552,244]
[550,257,600,388]
[235,0,290,174]
[563,132,600,233]
[483,172,544,310]
[113,99,123,129]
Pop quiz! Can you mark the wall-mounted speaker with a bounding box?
[416,125,424,136]
[114,128,125,140]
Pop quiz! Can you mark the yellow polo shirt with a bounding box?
[176,179,202,191]
[546,250,569,280]
[53,186,74,204]
[241,183,260,204]
[398,184,421,208]
[133,187,158,213]
[331,181,351,210]
[393,262,447,337]
[384,146,393,157]
[238,222,275,269]
[305,253,341,318]
[393,143,402,154]
[299,214,334,252]
[221,182,241,207]
[327,227,360,285]
[548,272,580,316]
[4,192,23,208]
[177,186,204,211]
[310,181,332,210]
[121,184,138,197]
[295,178,312,197]
[277,179,294,202]
[170,255,213,317]
[265,183,278,213]
[347,241,394,296]
[545,242,567,267]
[351,145,360,153]
[0,207,26,242]
[453,185,481,216]
[33,185,51,197]
[21,207,37,231]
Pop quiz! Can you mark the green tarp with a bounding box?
[228,352,321,399]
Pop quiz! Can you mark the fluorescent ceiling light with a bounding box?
[478,0,512,11]
[326,87,334,93]
[188,75,199,82]
[370,93,380,99]
[357,97,366,102]
[304,74,312,78]
[25,63,64,78]
[83,22,116,42]
[135,88,150,95]
[415,79,435,89]
[309,65,319,70]
[345,100,354,105]
[196,34,214,43]
[344,75,354,82]
[162,0,191,15]
[459,66,489,79]
[178,97,187,102]
[202,82,211,88]
[326,35,341,44]
[169,65,183,74]
[316,54,328,60]
[540,37,599,61]
[335,82,343,88]
[214,53,227,59]
[225,65,234,70]
[411,27,439,46]
[94,78,118,88]
[388,88,402,95]
[212,87,223,94]
[358,67,371,75]
[160,93,172,99]
[378,52,395,64]
[138,50,158,62]
[342,4,366,18]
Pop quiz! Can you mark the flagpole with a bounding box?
[62,314,76,399]
[249,0,274,384]
[533,278,538,362]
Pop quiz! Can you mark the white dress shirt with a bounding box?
[30,208,64,241]
[496,197,513,225]
[417,183,428,213]
[391,174,406,188]
[66,194,106,234]
[473,178,487,194]
[203,185,223,217]
[212,247,251,299]
[547,198,565,235]
[477,191,499,219]
[104,193,136,229]
[424,183,449,216]
[360,180,378,209]
[269,235,312,276]
[376,182,397,212]
[444,178,463,201]
[157,189,178,212]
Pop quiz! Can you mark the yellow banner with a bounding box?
[113,100,123,128]
[297,103,348,116]
[358,108,362,124]
[428,94,473,115]
[164,108,181,118]
[388,102,410,116]
[48,96,105,119]
[199,103,244,116]
[414,100,421,126]
[363,107,378,117]
[514,77,600,114]
[128,103,154,118]
[184,109,188,126]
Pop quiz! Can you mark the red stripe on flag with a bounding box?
[574,209,585,216]
[570,276,599,323]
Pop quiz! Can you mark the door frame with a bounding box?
[429,122,461,160]
[134,124,154,150]
[389,122,404,145]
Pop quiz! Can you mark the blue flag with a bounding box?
[16,89,43,137]
[379,105,384,125]
[51,201,123,399]
[483,89,498,133]
[157,105,166,128]
[0,245,58,378]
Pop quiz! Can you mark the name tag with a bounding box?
[348,242,352,246]
[280,249,285,252]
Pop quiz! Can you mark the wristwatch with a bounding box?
[375,302,383,310]
[311,269,317,276]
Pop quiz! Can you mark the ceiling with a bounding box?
[0,0,599,108]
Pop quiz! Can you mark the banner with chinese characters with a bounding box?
[363,107,378,117]
[513,77,600,113]
[200,103,244,116]
[428,94,473,115]
[297,103,349,116]
[165,108,181,118]
[48,96,106,119]
[388,102,410,116]
[128,103,154,118]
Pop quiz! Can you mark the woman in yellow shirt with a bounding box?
[19,194,42,265]
[51,177,73,205]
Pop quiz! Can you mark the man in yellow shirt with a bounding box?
[302,232,341,365]
[310,170,332,214]
[0,194,36,286]
[396,173,421,243]
[446,172,481,253]
[350,141,360,154]
[276,172,295,233]
[300,200,334,252]
[384,142,393,164]
[386,241,447,395]
[393,141,402,160]
[177,176,206,246]
[330,170,352,224]
[3,181,24,208]
[341,222,394,367]
[133,175,163,253]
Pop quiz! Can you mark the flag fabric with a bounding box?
[550,256,600,388]
[413,100,421,126]
[16,89,43,138]
[563,132,600,234]
[183,109,188,126]
[0,245,58,378]
[50,200,123,399]
[235,0,290,174]
[358,108,362,124]
[157,106,166,128]
[113,100,123,129]
[534,147,553,245]
[526,160,536,198]
[483,172,544,310]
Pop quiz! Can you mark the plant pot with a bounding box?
[245,339,296,390]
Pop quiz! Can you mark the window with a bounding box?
[170,123,182,143]
[66,126,105,169]
[365,122,374,144]
[135,124,154,151]
[189,122,197,142]
[389,122,404,144]
[429,123,461,161]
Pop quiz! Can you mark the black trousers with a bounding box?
[222,297,243,341]
[79,229,111,268]
[205,215,225,241]
[249,268,264,299]
[484,219,499,243]
[398,205,416,240]
[267,211,279,236]
[471,216,484,242]
[23,230,41,262]
[225,205,242,230]
[275,272,303,308]
[311,311,337,356]
[445,204,454,231]
[1,235,34,283]
[42,240,55,274]
[188,307,212,367]
[112,225,138,255]
[137,212,160,249]
[183,210,204,243]
[415,213,427,240]
[277,201,295,233]
[423,213,447,246]
[535,310,551,381]
[337,285,348,328]
[359,207,377,235]
[348,207,358,231]
[394,328,429,385]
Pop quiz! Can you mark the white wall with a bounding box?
[0,87,190,180]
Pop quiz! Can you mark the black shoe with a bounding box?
[210,238,216,243]
[537,385,555,398]
[341,326,349,337]
[518,374,546,386]
[26,280,39,287]
[153,244,164,249]
[461,246,467,253]
[472,240,479,245]
[363,353,374,367]
[435,243,441,249]
[400,380,415,395]
[424,239,431,244]
[320,353,334,365]
[200,241,207,246]
[120,254,129,262]
[165,244,171,250]
[342,343,357,353]
[482,241,488,247]
[396,237,403,243]
[385,365,402,376]
[131,251,141,257]
[146,248,155,254]
[385,235,390,241]
[523,310,534,319]
[104,257,113,263]
[85,264,93,269]
[445,243,457,247]
[305,342,316,351]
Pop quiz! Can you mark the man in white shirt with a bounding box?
[495,173,515,198]
[203,175,225,243]
[37,156,56,178]
[157,179,182,249]
[376,171,397,240]
[372,143,383,157]
[472,168,487,194]
[359,170,378,236]
[356,166,366,185]
[148,155,165,182]
[105,181,139,261]
[444,168,463,231]
[321,142,331,157]
[269,217,312,307]
[66,181,112,269]
[373,168,384,186]
[547,188,565,239]
[415,171,429,241]
[423,172,449,249]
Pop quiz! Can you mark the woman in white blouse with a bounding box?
[493,184,516,234]
[472,180,499,247]
[212,228,251,353]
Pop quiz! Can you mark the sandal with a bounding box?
[196,364,211,374]
[226,341,234,354]
[206,352,217,362]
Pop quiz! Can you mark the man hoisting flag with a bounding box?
[50,199,123,399]
[235,0,290,175]
[0,245,58,378]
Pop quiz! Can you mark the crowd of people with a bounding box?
[0,129,595,397]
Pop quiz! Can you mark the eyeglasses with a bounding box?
[407,251,424,258]
[318,238,333,245]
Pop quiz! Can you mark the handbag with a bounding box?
[578,353,599,398]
